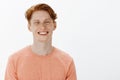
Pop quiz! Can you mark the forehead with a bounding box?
[31,10,51,21]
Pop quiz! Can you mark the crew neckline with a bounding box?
[28,45,55,58]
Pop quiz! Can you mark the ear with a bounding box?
[53,21,57,30]
[28,23,31,31]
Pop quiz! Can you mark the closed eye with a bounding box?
[34,22,40,25]
[44,20,52,25]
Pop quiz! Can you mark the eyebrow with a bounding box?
[45,18,52,20]
[32,18,52,21]
[32,20,39,22]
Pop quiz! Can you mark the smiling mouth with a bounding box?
[38,31,49,35]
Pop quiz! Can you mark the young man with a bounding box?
[5,3,77,80]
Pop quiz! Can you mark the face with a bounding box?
[28,10,56,42]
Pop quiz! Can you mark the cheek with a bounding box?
[48,28,54,32]
[48,26,55,30]
[30,27,37,32]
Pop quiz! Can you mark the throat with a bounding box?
[31,43,53,55]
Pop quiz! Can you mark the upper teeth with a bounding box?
[39,32,47,34]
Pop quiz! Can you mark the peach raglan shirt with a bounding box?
[5,45,77,80]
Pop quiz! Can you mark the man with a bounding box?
[5,3,77,80]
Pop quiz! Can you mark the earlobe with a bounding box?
[53,21,57,30]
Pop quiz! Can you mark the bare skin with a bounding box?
[28,10,56,55]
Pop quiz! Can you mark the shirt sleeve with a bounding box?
[4,56,18,80]
[66,59,77,80]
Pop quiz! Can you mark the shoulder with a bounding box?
[54,47,72,58]
[53,47,74,65]
[53,47,75,74]
[8,45,30,62]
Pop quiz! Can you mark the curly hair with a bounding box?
[25,3,57,23]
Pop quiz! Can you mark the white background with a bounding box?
[0,0,120,80]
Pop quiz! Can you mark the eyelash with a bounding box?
[34,21,51,25]
[34,22,39,24]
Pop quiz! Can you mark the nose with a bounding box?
[39,23,46,30]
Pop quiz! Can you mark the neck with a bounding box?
[31,40,53,55]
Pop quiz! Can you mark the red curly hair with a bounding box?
[25,3,57,23]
